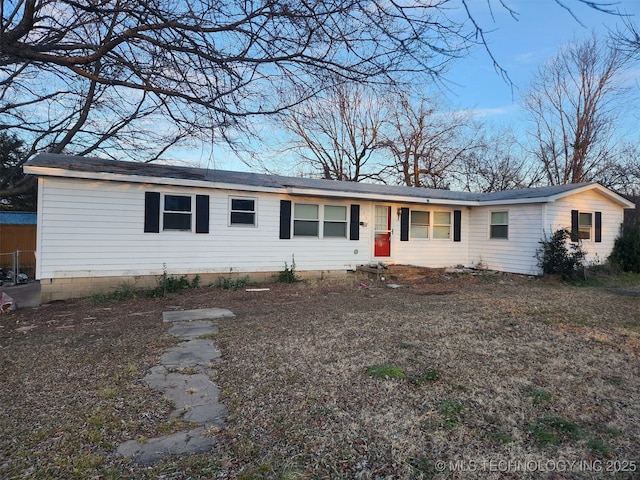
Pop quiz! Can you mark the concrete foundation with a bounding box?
[39,269,354,303]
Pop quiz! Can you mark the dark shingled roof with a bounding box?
[26,153,598,204]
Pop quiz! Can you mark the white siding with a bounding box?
[389,205,469,268]
[467,190,626,275]
[544,190,624,264]
[468,204,544,275]
[36,177,627,281]
[36,178,371,279]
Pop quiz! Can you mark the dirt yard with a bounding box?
[1,273,638,479]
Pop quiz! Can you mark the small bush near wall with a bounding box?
[536,229,586,281]
[278,255,299,283]
[609,222,640,273]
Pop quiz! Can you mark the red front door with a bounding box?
[374,205,391,257]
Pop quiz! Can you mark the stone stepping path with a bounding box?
[117,309,233,464]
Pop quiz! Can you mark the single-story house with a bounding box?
[24,153,634,302]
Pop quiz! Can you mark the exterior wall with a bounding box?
[468,204,544,275]
[34,174,627,301]
[35,177,371,283]
[35,177,473,299]
[387,204,469,268]
[544,190,625,264]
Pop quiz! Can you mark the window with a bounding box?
[324,205,347,238]
[578,212,591,240]
[410,210,429,239]
[490,211,509,239]
[579,212,592,240]
[433,211,451,239]
[294,203,319,237]
[144,192,208,234]
[230,197,256,226]
[163,194,192,231]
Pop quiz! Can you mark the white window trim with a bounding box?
[578,211,593,241]
[323,204,348,239]
[293,202,320,238]
[161,193,194,232]
[228,196,258,227]
[489,210,509,240]
[432,210,452,240]
[293,203,349,239]
[410,209,430,240]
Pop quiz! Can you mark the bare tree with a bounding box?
[382,95,477,189]
[522,33,633,185]
[2,0,492,200]
[613,17,640,58]
[0,0,623,199]
[597,142,640,196]
[458,128,543,192]
[281,82,388,181]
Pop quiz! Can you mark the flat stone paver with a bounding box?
[161,338,221,369]
[144,372,228,424]
[163,308,235,323]
[167,320,218,339]
[117,427,217,465]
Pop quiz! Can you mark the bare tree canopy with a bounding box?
[0,0,626,202]
[522,33,634,185]
[613,16,640,57]
[0,0,476,158]
[281,82,388,182]
[383,95,477,189]
[457,128,543,193]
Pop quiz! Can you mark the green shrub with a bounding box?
[155,264,200,296]
[217,275,250,290]
[278,255,299,283]
[536,228,586,281]
[90,281,139,305]
[609,222,640,273]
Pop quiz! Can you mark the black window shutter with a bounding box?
[453,210,462,242]
[195,195,209,234]
[349,204,360,241]
[144,192,160,233]
[595,211,602,243]
[279,200,292,239]
[400,207,409,241]
[570,209,579,242]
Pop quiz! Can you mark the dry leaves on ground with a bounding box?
[0,273,638,479]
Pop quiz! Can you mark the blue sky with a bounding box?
[178,0,640,173]
[444,0,640,128]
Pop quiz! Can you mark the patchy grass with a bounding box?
[1,274,639,479]
[365,364,406,380]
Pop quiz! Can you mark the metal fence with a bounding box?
[0,250,36,284]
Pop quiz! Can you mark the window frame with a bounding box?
[323,205,348,239]
[578,212,592,240]
[432,211,451,240]
[293,203,320,237]
[489,210,509,240]
[162,193,193,232]
[410,210,430,239]
[229,196,257,227]
[292,203,352,239]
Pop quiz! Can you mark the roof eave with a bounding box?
[25,164,480,206]
[545,183,635,208]
[23,164,286,195]
[284,186,478,205]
